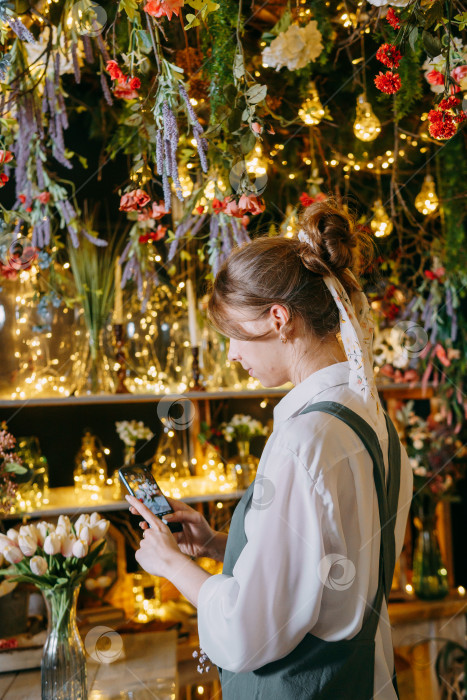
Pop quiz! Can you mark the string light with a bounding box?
[370,200,393,238]
[298,82,325,126]
[353,94,381,142]
[414,174,439,215]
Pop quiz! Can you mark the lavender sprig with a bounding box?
[100,71,113,106]
[7,17,36,44]
[71,42,81,84]
[82,35,94,63]
[155,130,163,174]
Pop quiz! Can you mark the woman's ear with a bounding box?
[269,304,290,333]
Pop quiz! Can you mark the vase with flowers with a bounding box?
[397,402,467,600]
[0,512,110,699]
[221,414,269,488]
[0,421,27,514]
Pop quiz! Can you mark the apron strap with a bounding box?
[298,401,401,636]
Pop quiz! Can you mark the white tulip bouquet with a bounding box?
[0,512,110,591]
[221,414,269,443]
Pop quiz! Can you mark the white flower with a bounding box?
[0,534,17,554]
[43,533,62,555]
[18,534,37,557]
[413,439,424,450]
[262,21,324,72]
[61,536,76,558]
[90,519,109,541]
[30,555,48,576]
[75,514,91,529]
[18,524,38,544]
[366,0,411,6]
[6,528,19,544]
[3,544,24,564]
[414,466,427,476]
[36,522,53,547]
[72,539,88,558]
[57,515,72,533]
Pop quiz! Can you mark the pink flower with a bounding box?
[120,190,151,212]
[238,194,265,215]
[143,0,184,20]
[151,201,169,219]
[251,122,262,134]
[426,69,444,86]
[451,65,467,87]
[241,215,250,227]
[43,533,61,555]
[36,192,50,204]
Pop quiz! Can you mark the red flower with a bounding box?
[36,192,50,204]
[426,69,444,86]
[106,60,124,82]
[119,190,151,211]
[223,194,265,218]
[128,77,141,90]
[428,116,457,140]
[439,96,460,111]
[386,8,400,30]
[0,173,8,187]
[374,71,401,94]
[424,267,445,281]
[212,198,225,214]
[376,44,402,70]
[143,0,184,20]
[151,201,169,219]
[139,233,150,244]
[299,192,327,207]
[0,150,13,164]
[299,193,315,207]
[152,224,167,241]
[195,205,205,215]
[18,194,26,204]
[454,111,466,123]
[113,84,139,100]
[428,108,443,123]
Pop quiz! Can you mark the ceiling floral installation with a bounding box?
[0,0,465,418]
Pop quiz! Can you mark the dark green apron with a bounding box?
[217,401,401,700]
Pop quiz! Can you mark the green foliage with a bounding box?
[203,0,238,124]
[437,137,467,275]
[393,43,424,120]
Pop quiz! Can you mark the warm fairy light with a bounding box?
[370,200,393,238]
[246,144,268,177]
[458,586,466,596]
[353,94,381,142]
[414,174,439,215]
[298,82,325,126]
[405,584,414,594]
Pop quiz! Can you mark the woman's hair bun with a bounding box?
[297,199,360,278]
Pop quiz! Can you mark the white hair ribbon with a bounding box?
[298,228,384,428]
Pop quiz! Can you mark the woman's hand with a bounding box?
[125,495,185,578]
[130,495,217,559]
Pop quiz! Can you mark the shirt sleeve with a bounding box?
[197,444,327,673]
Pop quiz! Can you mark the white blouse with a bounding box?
[197,361,413,700]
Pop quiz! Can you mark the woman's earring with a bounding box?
[280,334,287,344]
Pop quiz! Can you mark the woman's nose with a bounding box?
[227,339,241,363]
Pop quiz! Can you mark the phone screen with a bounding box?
[119,465,172,517]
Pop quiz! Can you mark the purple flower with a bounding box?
[155,130,163,174]
[100,71,113,106]
[71,42,80,84]
[7,17,36,44]
[82,35,94,63]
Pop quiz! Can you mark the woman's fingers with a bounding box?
[165,496,194,512]
[139,521,149,530]
[125,495,161,529]
[163,509,200,524]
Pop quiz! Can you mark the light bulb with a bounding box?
[370,200,393,238]
[298,82,325,126]
[353,94,381,142]
[414,174,439,216]
[246,144,268,176]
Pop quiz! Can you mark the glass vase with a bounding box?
[14,435,49,512]
[74,327,115,395]
[227,440,259,489]
[412,500,449,601]
[41,586,87,700]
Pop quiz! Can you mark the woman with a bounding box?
[127,200,413,700]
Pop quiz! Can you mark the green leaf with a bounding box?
[223,83,237,103]
[270,8,291,37]
[240,130,256,154]
[185,13,201,30]
[228,108,243,132]
[136,29,152,53]
[408,26,419,52]
[5,461,27,474]
[246,84,267,105]
[423,0,444,28]
[422,30,443,58]
[233,52,244,81]
[119,0,139,21]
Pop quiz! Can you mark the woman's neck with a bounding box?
[289,336,347,386]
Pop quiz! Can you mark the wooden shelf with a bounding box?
[0,387,289,408]
[4,485,246,520]
[388,592,467,625]
[0,382,435,408]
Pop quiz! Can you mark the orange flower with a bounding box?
[151,201,169,219]
[113,84,139,100]
[36,192,51,204]
[143,0,184,20]
[106,60,124,82]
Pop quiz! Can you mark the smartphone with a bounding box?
[119,464,183,533]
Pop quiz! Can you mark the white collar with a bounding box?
[273,361,350,427]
